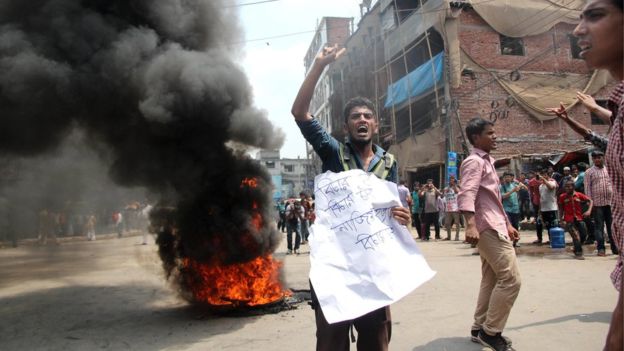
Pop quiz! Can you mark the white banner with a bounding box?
[309,169,435,324]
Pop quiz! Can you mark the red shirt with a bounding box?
[558,191,590,222]
[528,178,541,206]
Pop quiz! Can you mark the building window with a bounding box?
[265,161,275,168]
[569,35,582,59]
[284,164,294,172]
[500,35,525,56]
[591,100,608,125]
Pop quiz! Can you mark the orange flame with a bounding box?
[240,177,258,188]
[184,255,289,306]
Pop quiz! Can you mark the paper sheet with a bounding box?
[309,169,436,324]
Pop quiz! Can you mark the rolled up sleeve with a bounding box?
[458,157,482,213]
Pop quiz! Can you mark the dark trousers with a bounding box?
[422,212,440,239]
[537,210,558,242]
[505,212,520,230]
[564,220,586,255]
[312,282,391,351]
[411,212,422,238]
[594,205,618,253]
[286,221,300,251]
[278,213,286,232]
[520,199,531,221]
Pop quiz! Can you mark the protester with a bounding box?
[299,191,312,244]
[277,199,287,233]
[459,117,520,351]
[443,176,462,241]
[558,180,592,260]
[85,214,96,241]
[411,182,423,239]
[397,179,412,211]
[291,44,411,351]
[500,172,525,247]
[527,170,542,229]
[549,0,623,347]
[585,150,618,255]
[534,170,559,244]
[517,173,531,222]
[112,210,123,238]
[284,199,303,255]
[420,179,442,241]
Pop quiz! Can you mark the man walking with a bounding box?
[443,176,462,241]
[458,117,520,351]
[284,199,303,255]
[291,45,411,351]
[585,150,618,256]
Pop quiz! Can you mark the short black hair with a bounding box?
[343,97,376,121]
[465,117,494,145]
[577,162,588,171]
[503,171,515,177]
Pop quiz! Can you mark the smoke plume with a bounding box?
[0,0,284,269]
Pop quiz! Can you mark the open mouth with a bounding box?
[356,125,368,135]
[577,41,591,57]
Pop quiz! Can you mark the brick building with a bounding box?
[300,0,617,187]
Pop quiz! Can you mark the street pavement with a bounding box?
[0,228,618,350]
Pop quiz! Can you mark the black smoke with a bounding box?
[0,0,284,271]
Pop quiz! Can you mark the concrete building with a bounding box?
[302,0,617,188]
[256,150,312,200]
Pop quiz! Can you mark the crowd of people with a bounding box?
[404,154,618,261]
[287,0,622,349]
[276,191,315,255]
[35,201,153,245]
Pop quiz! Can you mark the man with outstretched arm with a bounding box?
[291,45,411,351]
[458,117,521,351]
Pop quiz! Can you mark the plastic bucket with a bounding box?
[549,227,565,249]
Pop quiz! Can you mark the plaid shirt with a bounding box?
[606,81,624,291]
[584,165,613,207]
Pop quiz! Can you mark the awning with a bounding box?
[384,52,444,109]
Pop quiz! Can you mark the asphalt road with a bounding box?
[0,229,618,350]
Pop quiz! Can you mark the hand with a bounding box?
[560,219,566,226]
[391,206,411,226]
[465,224,479,245]
[546,102,569,121]
[314,44,346,68]
[507,225,520,241]
[576,91,599,112]
[582,211,591,218]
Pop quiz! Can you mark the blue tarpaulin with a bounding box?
[384,52,444,109]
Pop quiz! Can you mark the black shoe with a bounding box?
[477,330,514,351]
[471,330,512,345]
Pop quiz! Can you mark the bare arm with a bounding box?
[547,102,593,138]
[577,92,612,124]
[291,45,345,122]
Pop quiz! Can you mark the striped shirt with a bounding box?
[606,81,624,291]
[584,165,613,207]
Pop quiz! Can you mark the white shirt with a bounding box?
[539,179,558,211]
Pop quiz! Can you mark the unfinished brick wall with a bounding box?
[449,9,616,159]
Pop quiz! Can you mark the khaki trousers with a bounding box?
[472,229,522,335]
